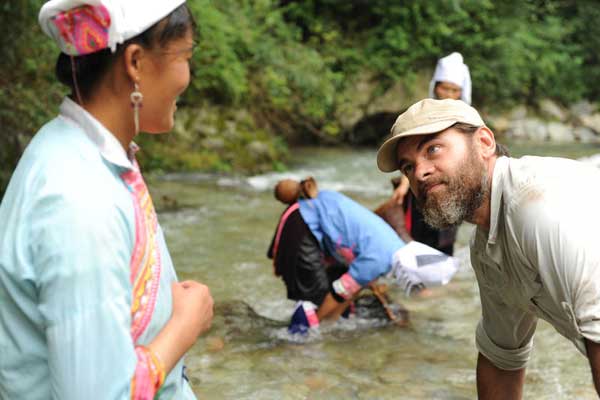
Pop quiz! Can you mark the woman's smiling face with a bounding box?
[138,29,195,134]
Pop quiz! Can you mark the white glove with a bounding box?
[389,241,459,296]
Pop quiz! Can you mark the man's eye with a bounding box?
[427,145,441,155]
[401,164,413,175]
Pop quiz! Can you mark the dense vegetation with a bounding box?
[1,0,599,197]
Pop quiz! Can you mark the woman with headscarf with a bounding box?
[429,51,472,104]
[0,1,212,399]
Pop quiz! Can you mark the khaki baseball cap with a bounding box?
[376,98,485,172]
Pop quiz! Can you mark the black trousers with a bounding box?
[268,208,346,306]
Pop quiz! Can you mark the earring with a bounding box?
[130,82,143,134]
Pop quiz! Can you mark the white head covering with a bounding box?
[39,0,186,55]
[428,52,472,105]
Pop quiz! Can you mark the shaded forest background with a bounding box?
[2,0,600,197]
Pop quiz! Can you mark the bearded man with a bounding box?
[376,98,600,399]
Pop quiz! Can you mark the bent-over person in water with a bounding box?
[267,177,458,334]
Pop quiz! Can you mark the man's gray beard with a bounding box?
[418,157,489,230]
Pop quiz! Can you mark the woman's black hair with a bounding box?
[55,4,195,101]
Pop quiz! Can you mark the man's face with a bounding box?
[396,128,488,229]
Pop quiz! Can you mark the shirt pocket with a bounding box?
[472,255,507,291]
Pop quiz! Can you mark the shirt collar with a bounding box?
[486,156,509,245]
[59,97,136,170]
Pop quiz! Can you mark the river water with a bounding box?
[149,142,600,399]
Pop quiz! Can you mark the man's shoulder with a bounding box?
[505,155,598,181]
[501,156,599,206]
[499,155,600,242]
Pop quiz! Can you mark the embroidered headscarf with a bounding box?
[39,0,186,56]
[428,52,472,105]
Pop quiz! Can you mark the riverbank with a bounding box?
[140,95,600,179]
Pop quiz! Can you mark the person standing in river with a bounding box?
[377,98,600,398]
[0,1,213,399]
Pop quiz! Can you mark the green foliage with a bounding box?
[1,0,599,198]
[187,0,249,103]
[282,0,588,108]
[566,0,600,101]
[184,0,343,139]
[135,105,290,175]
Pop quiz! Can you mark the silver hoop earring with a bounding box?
[130,82,143,134]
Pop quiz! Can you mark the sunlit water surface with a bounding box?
[149,142,600,399]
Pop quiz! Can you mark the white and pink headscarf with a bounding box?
[428,52,472,105]
[39,0,185,56]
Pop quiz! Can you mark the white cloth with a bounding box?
[39,0,185,54]
[390,241,459,296]
[428,52,472,105]
[472,156,600,370]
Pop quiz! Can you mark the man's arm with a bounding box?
[585,339,600,396]
[470,251,536,396]
[477,353,525,400]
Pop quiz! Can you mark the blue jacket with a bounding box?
[299,190,405,285]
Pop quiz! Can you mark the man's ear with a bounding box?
[476,126,496,159]
[123,43,145,85]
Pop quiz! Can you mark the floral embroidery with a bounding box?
[332,272,361,300]
[131,346,166,400]
[121,161,162,343]
[122,160,164,399]
[52,5,110,55]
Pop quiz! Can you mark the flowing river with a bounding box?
[148,142,600,399]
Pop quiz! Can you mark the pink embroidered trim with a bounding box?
[52,5,111,56]
[271,203,300,275]
[304,307,319,328]
[121,161,162,343]
[131,347,165,400]
[333,273,361,300]
[128,187,146,283]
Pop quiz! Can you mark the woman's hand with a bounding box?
[171,280,214,347]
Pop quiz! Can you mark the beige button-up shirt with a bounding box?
[471,155,600,370]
